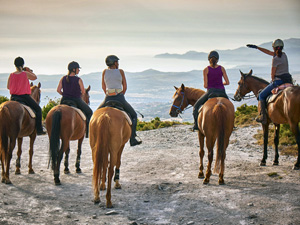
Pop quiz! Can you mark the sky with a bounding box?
[0,0,299,74]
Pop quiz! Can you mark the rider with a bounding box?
[98,55,142,147]
[57,61,93,137]
[7,56,46,135]
[192,51,230,131]
[247,39,293,124]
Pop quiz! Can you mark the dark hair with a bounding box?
[14,57,24,71]
[209,57,218,67]
[275,46,283,58]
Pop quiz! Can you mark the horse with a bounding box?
[0,82,42,184]
[45,85,91,185]
[234,70,300,169]
[170,84,235,184]
[89,106,131,208]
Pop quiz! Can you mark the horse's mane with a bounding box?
[185,87,205,99]
[246,75,269,85]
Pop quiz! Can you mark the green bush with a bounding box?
[0,95,9,104]
[234,104,258,127]
[42,98,60,120]
[137,117,191,131]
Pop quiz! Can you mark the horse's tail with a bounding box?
[0,106,9,160]
[213,103,227,174]
[49,110,61,170]
[93,113,111,193]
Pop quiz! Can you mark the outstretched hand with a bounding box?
[246,44,258,49]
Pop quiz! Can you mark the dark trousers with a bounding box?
[61,96,93,134]
[11,94,44,132]
[193,88,228,126]
[98,93,138,138]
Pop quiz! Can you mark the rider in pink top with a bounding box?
[7,57,46,135]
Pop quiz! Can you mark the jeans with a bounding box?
[258,80,284,101]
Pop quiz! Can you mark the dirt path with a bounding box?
[0,125,299,225]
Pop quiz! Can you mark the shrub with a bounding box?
[0,95,9,104]
[137,117,191,131]
[42,97,60,120]
[234,104,258,127]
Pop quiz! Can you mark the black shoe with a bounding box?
[192,124,199,132]
[37,127,47,135]
[130,138,142,147]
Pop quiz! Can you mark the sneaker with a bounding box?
[130,138,142,147]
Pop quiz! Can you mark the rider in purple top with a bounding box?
[192,51,230,131]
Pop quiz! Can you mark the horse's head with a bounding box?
[82,85,91,105]
[234,70,253,101]
[30,82,41,104]
[169,83,189,117]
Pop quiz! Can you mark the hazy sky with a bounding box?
[0,0,299,74]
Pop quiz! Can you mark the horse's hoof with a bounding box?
[1,178,5,183]
[198,173,204,179]
[28,169,35,174]
[76,169,82,173]
[15,170,21,175]
[293,165,300,170]
[115,184,122,189]
[5,179,12,184]
[64,170,70,174]
[260,162,266,166]
[273,162,279,166]
[106,202,113,208]
[94,198,100,204]
[218,180,225,185]
[55,182,61,186]
[203,179,209,185]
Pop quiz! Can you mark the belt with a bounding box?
[106,88,123,96]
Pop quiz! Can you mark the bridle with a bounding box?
[234,77,257,101]
[172,91,191,114]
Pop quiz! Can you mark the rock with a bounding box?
[105,210,118,215]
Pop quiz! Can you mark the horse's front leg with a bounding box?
[114,144,125,189]
[75,137,84,173]
[15,138,23,175]
[28,133,36,174]
[273,124,280,165]
[1,156,5,183]
[64,148,70,174]
[260,124,269,166]
[198,132,205,178]
[290,122,300,170]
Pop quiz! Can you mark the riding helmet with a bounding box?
[105,55,119,66]
[14,56,24,67]
[272,39,284,48]
[68,61,81,71]
[208,51,219,60]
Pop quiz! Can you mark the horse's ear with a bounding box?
[38,82,41,88]
[181,83,185,90]
[249,69,253,76]
[174,86,178,90]
[86,85,91,92]
[30,82,33,87]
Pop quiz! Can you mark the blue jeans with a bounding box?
[258,80,284,101]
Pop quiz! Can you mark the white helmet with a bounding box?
[272,39,284,48]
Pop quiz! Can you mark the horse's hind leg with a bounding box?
[106,164,114,208]
[1,155,5,183]
[75,137,84,173]
[273,124,280,165]
[203,139,215,184]
[64,148,70,174]
[15,138,23,175]
[114,144,125,189]
[290,122,300,170]
[28,134,36,174]
[198,132,205,178]
[4,139,15,184]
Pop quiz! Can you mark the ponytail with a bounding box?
[209,57,218,67]
[275,46,283,58]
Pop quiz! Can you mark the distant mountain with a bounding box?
[154,38,300,70]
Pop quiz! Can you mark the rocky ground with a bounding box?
[0,125,299,225]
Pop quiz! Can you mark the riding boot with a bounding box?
[130,118,142,147]
[256,100,267,125]
[192,107,200,131]
[85,119,89,138]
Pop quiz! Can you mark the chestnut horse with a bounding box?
[90,107,131,208]
[234,70,300,169]
[45,85,90,185]
[0,82,42,184]
[170,84,235,184]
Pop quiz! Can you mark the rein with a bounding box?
[172,91,186,114]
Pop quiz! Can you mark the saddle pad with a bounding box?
[22,104,36,118]
[70,107,86,121]
[267,91,283,105]
[113,108,132,126]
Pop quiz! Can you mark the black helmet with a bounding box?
[105,55,119,66]
[14,56,24,67]
[68,61,80,71]
[208,51,219,60]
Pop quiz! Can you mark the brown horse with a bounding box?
[45,85,90,185]
[234,70,300,169]
[170,84,235,184]
[0,82,42,184]
[90,107,131,208]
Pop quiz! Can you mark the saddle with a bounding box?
[103,100,132,125]
[265,83,293,105]
[60,100,86,121]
